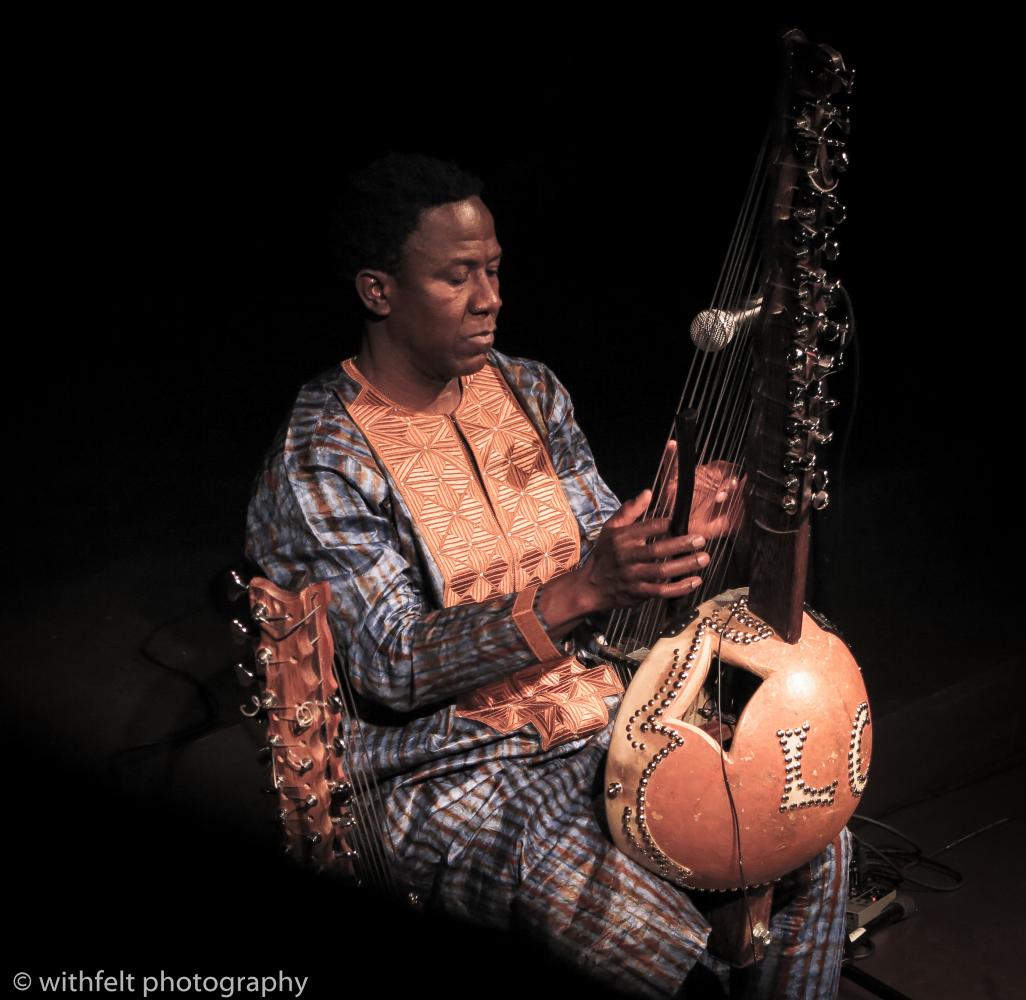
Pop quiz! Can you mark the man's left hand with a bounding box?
[654,441,745,540]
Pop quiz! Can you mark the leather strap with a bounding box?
[512,584,564,662]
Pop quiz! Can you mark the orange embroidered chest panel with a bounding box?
[343,358,622,749]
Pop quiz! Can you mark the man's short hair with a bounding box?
[336,152,483,284]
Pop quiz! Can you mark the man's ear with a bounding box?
[355,268,393,316]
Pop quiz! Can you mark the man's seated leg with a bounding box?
[733,828,853,999]
[446,740,731,998]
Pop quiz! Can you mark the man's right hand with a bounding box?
[537,489,709,635]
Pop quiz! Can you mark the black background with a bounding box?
[19,16,1007,573]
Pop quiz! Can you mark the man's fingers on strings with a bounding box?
[607,489,652,528]
[613,524,706,561]
[715,475,742,501]
[612,516,674,547]
[633,576,704,599]
[625,551,710,583]
[639,533,707,561]
[657,439,679,477]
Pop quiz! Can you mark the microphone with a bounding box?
[848,896,917,944]
[690,299,763,352]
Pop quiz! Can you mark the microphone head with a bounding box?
[690,309,732,352]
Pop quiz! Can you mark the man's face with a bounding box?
[384,195,502,382]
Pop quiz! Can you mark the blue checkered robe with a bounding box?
[246,350,851,998]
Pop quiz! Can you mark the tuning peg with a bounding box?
[230,618,254,644]
[249,603,289,624]
[796,137,821,164]
[794,110,819,139]
[783,452,816,473]
[243,689,277,717]
[786,416,820,435]
[796,280,818,305]
[822,319,849,342]
[795,302,816,324]
[797,310,828,340]
[797,133,845,165]
[235,662,256,687]
[331,783,354,808]
[806,229,839,255]
[794,218,819,242]
[794,256,825,274]
[812,491,831,510]
[828,115,851,135]
[255,646,273,668]
[782,496,798,514]
[824,195,846,225]
[820,102,851,135]
[226,569,250,602]
[329,691,346,713]
[817,283,841,312]
[813,470,830,491]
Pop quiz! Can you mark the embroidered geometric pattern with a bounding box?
[456,656,624,750]
[343,358,581,608]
